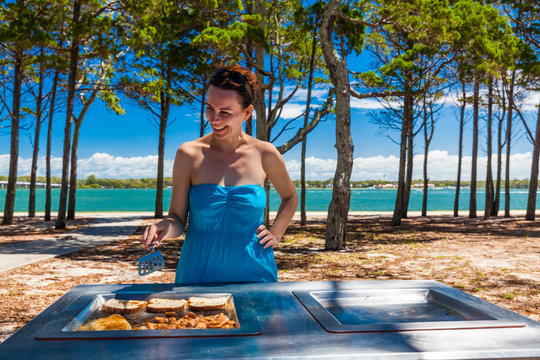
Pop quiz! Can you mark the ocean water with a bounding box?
[1,187,539,212]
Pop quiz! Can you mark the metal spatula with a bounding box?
[138,242,165,276]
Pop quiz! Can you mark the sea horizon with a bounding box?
[2,188,539,213]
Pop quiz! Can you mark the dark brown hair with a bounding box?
[210,65,258,108]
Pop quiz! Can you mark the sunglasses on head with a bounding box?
[211,68,253,104]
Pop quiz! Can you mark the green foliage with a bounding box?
[452,0,519,79]
[335,2,365,55]
[0,175,536,190]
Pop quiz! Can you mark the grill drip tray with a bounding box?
[293,288,526,333]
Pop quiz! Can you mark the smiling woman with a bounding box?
[140,65,299,285]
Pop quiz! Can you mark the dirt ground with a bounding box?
[0,214,538,343]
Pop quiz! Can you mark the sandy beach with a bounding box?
[0,211,539,343]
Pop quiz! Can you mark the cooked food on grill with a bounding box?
[102,299,147,314]
[80,314,132,331]
[146,298,188,313]
[132,312,236,330]
[188,296,228,310]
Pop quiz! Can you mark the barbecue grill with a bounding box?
[2,280,540,359]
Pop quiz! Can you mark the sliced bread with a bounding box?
[102,299,147,314]
[188,296,228,311]
[146,298,188,313]
[80,314,132,331]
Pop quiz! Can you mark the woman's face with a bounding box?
[205,85,253,140]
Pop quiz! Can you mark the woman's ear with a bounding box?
[244,104,254,121]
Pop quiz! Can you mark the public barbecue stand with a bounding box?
[2,280,540,359]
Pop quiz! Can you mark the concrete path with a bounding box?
[0,215,145,273]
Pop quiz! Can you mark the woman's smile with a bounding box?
[206,86,250,140]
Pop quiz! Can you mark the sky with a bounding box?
[1,53,539,182]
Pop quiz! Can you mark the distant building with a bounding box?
[0,181,61,189]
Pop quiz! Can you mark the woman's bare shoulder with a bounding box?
[176,136,210,158]
[250,137,280,157]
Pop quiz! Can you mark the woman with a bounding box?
[141,65,298,284]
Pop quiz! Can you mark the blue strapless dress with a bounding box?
[175,183,278,284]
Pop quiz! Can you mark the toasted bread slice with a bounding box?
[188,296,228,311]
[102,299,147,314]
[146,298,188,313]
[80,314,132,331]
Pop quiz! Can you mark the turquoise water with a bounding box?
[1,188,539,212]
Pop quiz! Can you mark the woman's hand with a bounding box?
[142,221,170,250]
[256,224,279,249]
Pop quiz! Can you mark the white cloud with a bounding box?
[0,153,173,179]
[284,150,535,181]
[274,85,330,103]
[278,103,306,120]
[522,91,539,112]
[1,150,535,181]
[350,97,400,110]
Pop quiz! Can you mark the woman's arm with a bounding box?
[142,144,194,249]
[257,143,298,249]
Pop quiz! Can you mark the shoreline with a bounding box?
[11,209,539,219]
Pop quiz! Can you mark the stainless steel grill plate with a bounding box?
[294,287,526,332]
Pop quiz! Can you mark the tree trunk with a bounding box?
[422,145,429,217]
[422,99,433,217]
[155,90,170,219]
[2,50,23,226]
[253,0,270,226]
[454,81,466,217]
[494,74,506,217]
[525,98,540,220]
[491,79,506,216]
[484,77,494,219]
[200,86,206,137]
[469,75,479,218]
[494,117,503,217]
[300,36,317,227]
[392,90,413,225]
[56,0,80,229]
[67,54,115,220]
[300,130,307,226]
[320,0,353,249]
[244,2,255,137]
[45,70,59,221]
[403,120,414,218]
[67,120,82,219]
[29,55,44,218]
[504,71,515,217]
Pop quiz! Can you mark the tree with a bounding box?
[484,76,495,219]
[358,0,460,225]
[526,100,540,220]
[27,47,47,218]
[469,73,479,218]
[67,50,127,220]
[0,0,49,225]
[453,78,469,217]
[496,0,539,220]
[121,0,229,219]
[55,0,81,229]
[292,1,326,226]
[421,91,441,217]
[45,65,61,221]
[450,0,517,219]
[318,0,364,249]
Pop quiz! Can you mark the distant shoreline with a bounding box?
[12,210,538,218]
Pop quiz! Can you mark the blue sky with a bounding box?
[1,53,538,181]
